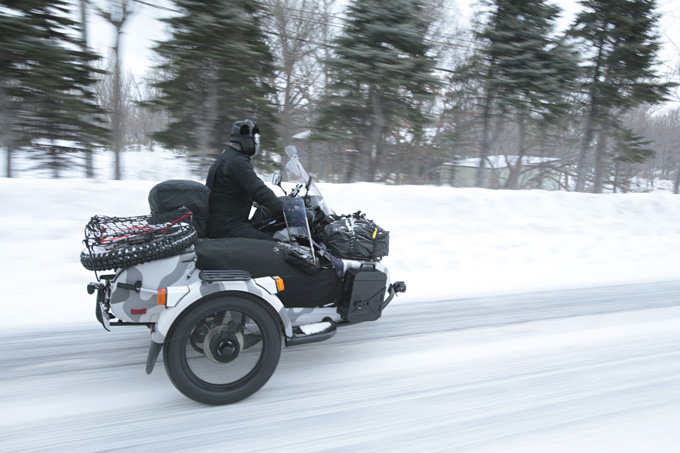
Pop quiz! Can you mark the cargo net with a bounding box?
[81,209,197,273]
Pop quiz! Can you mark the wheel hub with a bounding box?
[203,325,244,364]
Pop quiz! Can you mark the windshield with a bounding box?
[283,145,333,217]
[284,145,309,185]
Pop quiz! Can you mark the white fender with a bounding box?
[151,276,293,344]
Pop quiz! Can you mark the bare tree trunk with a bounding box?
[613,161,620,193]
[674,164,680,194]
[281,71,294,146]
[477,107,491,187]
[196,77,218,165]
[577,38,607,193]
[99,0,133,180]
[345,150,358,183]
[504,114,526,189]
[80,0,94,178]
[4,140,13,178]
[477,72,495,188]
[4,149,9,177]
[367,86,385,182]
[576,114,596,192]
[0,86,14,178]
[592,130,608,193]
[112,30,123,180]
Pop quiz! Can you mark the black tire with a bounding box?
[163,296,282,405]
[80,228,196,271]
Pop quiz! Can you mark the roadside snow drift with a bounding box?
[1,174,679,329]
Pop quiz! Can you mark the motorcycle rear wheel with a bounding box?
[163,296,282,405]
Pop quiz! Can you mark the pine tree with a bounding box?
[314,0,441,182]
[568,0,673,192]
[149,0,278,169]
[449,0,580,188]
[0,0,106,178]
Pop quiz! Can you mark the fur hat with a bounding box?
[229,120,260,157]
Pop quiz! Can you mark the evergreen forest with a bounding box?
[1,0,679,193]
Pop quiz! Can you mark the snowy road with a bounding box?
[2,281,680,452]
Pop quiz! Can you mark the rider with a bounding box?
[206,119,283,240]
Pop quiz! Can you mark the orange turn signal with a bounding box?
[157,288,167,306]
[274,277,285,292]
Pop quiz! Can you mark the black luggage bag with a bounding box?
[338,266,388,323]
[323,214,389,261]
[148,180,211,237]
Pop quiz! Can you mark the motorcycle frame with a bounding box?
[93,245,397,373]
[88,145,404,378]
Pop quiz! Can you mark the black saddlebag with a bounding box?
[338,266,388,323]
[323,215,389,261]
[194,238,341,308]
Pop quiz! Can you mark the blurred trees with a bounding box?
[92,57,167,149]
[568,0,674,192]
[449,0,580,189]
[147,0,279,171]
[262,0,334,146]
[98,0,134,180]
[0,0,106,178]
[634,106,680,193]
[314,0,441,182]
[1,0,679,193]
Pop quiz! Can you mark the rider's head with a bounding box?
[229,120,260,157]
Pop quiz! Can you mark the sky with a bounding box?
[83,0,680,78]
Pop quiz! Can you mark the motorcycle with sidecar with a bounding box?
[81,146,405,405]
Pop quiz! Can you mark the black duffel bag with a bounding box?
[148,180,211,238]
[322,212,389,260]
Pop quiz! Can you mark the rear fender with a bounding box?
[109,251,196,323]
[151,278,293,344]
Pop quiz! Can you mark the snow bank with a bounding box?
[1,173,679,330]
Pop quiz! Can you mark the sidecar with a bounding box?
[84,210,404,405]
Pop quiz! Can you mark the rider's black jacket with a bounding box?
[206,145,283,235]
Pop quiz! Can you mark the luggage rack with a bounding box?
[199,270,252,282]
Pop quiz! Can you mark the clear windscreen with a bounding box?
[284,146,333,216]
[282,196,317,263]
[284,146,309,185]
[282,197,309,238]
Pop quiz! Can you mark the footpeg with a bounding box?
[287,321,336,346]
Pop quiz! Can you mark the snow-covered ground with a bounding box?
[1,148,680,452]
[1,283,679,452]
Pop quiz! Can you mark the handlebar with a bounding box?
[289,183,304,198]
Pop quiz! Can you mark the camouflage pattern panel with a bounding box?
[110,251,197,323]
[151,277,293,344]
